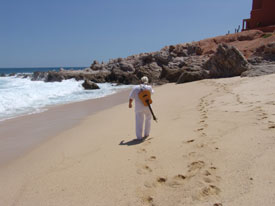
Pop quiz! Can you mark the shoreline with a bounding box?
[0,88,131,167]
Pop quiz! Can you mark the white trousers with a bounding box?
[135,109,152,139]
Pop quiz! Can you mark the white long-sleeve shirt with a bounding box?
[129,84,154,113]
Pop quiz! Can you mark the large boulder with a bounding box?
[154,50,172,65]
[31,71,48,81]
[106,68,139,84]
[140,53,155,65]
[86,71,110,83]
[187,43,203,55]
[263,42,275,61]
[62,71,110,83]
[45,71,65,82]
[252,42,275,62]
[177,67,209,84]
[241,62,275,77]
[203,44,249,78]
[161,55,208,83]
[160,65,183,82]
[33,71,65,82]
[90,60,107,71]
[135,62,163,84]
[168,44,188,57]
[82,80,100,90]
[119,62,135,72]
[168,57,188,68]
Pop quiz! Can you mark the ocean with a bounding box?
[0,67,84,75]
[0,67,131,121]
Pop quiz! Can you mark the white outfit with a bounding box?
[129,84,154,139]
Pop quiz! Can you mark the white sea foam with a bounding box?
[0,76,132,121]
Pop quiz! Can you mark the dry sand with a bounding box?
[0,74,275,206]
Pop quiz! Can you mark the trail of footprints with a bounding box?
[209,81,275,131]
[196,94,212,137]
[134,82,241,205]
[138,154,222,205]
[134,98,222,205]
[251,105,275,130]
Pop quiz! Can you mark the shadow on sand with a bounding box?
[119,137,152,146]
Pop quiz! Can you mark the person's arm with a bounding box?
[129,99,133,108]
[128,87,136,108]
[150,86,154,94]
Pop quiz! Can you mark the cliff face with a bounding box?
[32,30,275,85]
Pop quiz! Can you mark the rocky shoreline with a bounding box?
[3,30,275,87]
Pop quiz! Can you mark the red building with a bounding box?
[243,0,275,32]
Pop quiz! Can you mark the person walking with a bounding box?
[128,76,154,140]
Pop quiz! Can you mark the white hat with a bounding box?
[141,76,149,84]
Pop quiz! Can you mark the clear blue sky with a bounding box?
[0,0,252,68]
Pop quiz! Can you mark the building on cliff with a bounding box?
[242,0,275,32]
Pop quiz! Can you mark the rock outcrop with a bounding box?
[241,62,275,77]
[177,67,209,84]
[203,44,249,78]
[82,80,100,90]
[251,42,275,62]
[30,30,275,85]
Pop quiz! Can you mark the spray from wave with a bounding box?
[0,76,131,121]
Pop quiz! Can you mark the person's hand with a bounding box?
[129,99,133,108]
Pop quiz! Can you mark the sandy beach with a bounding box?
[1,74,275,206]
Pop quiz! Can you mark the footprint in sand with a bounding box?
[137,165,152,174]
[141,195,154,205]
[202,110,207,115]
[188,161,205,172]
[200,132,207,137]
[268,125,275,129]
[137,148,147,153]
[202,115,208,120]
[200,185,221,196]
[187,152,196,157]
[167,175,186,188]
[203,170,211,176]
[213,203,223,206]
[144,181,157,188]
[173,174,186,181]
[196,143,205,148]
[144,165,152,172]
[186,139,195,143]
[210,166,217,170]
[149,156,156,160]
[266,101,275,105]
[157,177,167,184]
[203,177,213,183]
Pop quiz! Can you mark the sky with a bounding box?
[0,0,252,68]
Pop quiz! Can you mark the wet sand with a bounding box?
[0,89,130,166]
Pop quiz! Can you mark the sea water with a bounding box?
[0,67,84,75]
[0,69,131,121]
